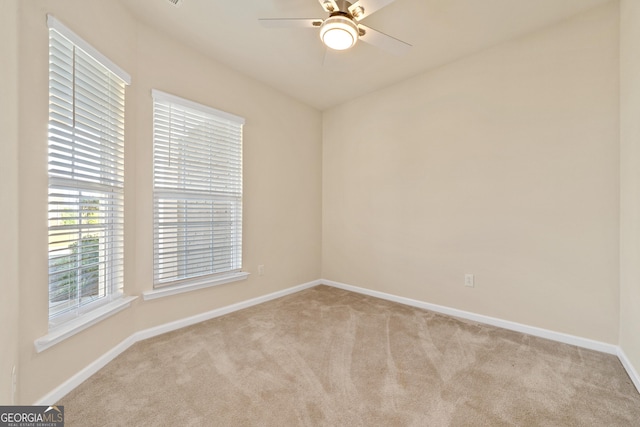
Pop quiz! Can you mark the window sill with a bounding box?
[143,271,250,301]
[34,296,138,353]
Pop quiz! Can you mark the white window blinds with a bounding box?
[47,16,130,324]
[152,90,244,288]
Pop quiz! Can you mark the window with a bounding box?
[47,16,130,326]
[152,90,244,289]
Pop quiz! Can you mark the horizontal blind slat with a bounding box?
[153,94,243,287]
[48,24,128,322]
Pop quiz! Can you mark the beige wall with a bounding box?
[128,23,323,332]
[7,0,636,406]
[0,0,20,405]
[14,0,321,404]
[620,0,640,382]
[322,2,620,343]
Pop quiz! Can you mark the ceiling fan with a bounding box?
[259,0,411,55]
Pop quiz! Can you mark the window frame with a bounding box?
[46,15,131,329]
[151,90,245,292]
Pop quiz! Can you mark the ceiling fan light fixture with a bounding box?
[320,15,358,50]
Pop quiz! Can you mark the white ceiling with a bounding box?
[119,0,612,110]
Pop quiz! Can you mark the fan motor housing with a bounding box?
[320,15,359,50]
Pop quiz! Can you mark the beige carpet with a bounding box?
[60,285,640,426]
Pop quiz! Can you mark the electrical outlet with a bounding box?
[464,274,474,288]
[258,265,265,276]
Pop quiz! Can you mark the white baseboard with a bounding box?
[618,347,640,393]
[35,277,639,404]
[34,334,138,405]
[324,278,638,393]
[321,279,619,355]
[34,279,321,405]
[133,279,320,341]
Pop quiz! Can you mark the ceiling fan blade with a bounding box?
[259,18,323,28]
[348,0,395,21]
[358,24,411,55]
[318,0,339,13]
